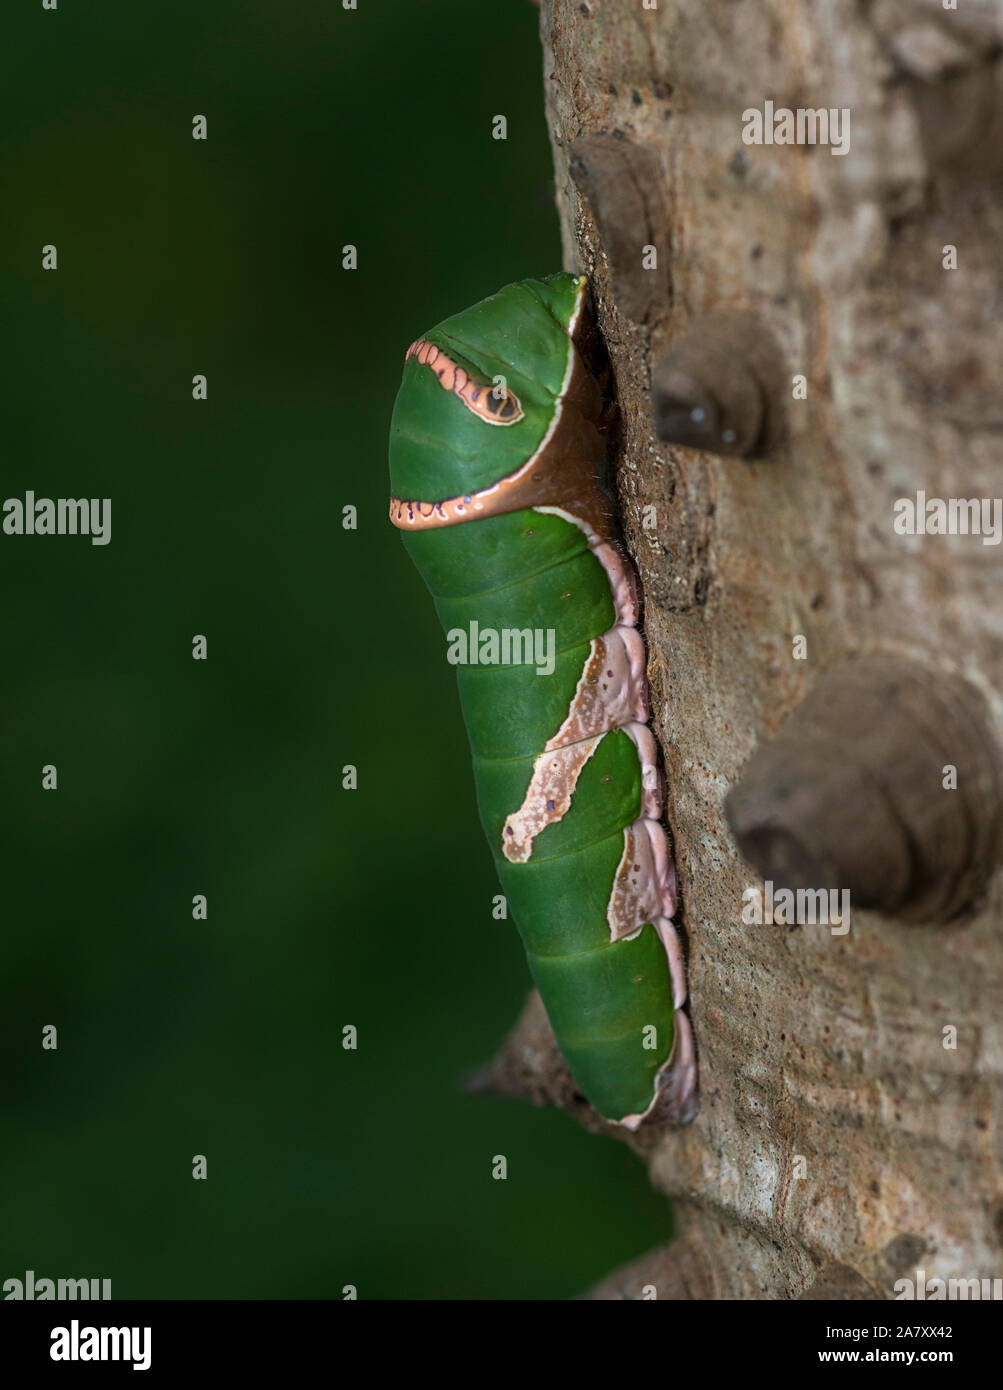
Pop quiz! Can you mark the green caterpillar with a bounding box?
[389,274,696,1127]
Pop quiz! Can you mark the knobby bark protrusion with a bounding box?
[568,133,670,324]
[651,315,786,457]
[725,656,1003,923]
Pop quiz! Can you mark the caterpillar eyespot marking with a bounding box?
[405,337,525,427]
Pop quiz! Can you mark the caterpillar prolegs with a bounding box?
[389,274,697,1127]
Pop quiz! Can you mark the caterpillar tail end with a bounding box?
[617,1009,699,1130]
[615,916,697,1130]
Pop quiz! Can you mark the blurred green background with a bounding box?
[1,0,671,1298]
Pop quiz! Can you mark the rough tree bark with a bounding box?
[482,0,1003,1299]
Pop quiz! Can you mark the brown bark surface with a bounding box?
[487,0,1003,1299]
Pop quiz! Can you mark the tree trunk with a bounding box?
[485,0,1003,1299]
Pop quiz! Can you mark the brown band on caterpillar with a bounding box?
[389,343,616,541]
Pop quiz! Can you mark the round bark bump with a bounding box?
[651,315,784,457]
[725,656,1003,923]
[568,133,669,324]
